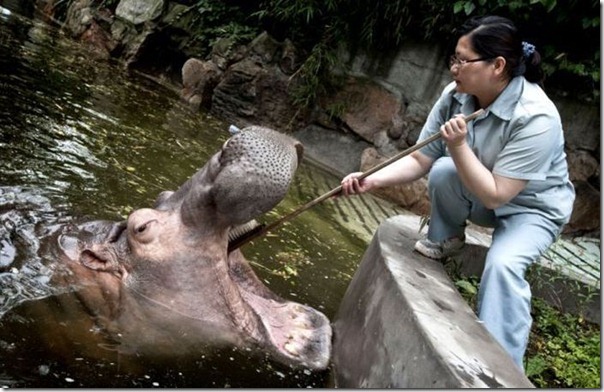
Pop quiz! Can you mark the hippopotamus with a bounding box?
[38,125,332,371]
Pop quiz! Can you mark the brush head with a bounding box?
[227,220,265,252]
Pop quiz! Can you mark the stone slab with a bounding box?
[332,216,534,388]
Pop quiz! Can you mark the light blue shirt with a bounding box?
[418,77,575,225]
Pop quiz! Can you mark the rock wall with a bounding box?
[41,0,600,236]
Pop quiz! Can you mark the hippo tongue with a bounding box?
[238,289,332,370]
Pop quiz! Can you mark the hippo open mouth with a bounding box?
[52,126,332,370]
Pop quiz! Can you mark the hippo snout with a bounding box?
[211,126,304,225]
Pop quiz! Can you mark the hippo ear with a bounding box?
[154,190,175,210]
[294,142,304,166]
[80,250,124,277]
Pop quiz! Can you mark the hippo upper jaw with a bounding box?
[175,126,304,230]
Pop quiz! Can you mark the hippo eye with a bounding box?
[132,219,157,241]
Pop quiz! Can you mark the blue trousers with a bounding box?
[426,157,561,370]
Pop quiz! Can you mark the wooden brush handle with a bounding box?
[229,108,485,251]
[356,108,484,181]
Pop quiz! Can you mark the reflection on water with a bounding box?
[0,6,382,388]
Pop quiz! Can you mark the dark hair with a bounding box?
[456,15,543,85]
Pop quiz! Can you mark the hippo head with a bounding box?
[52,126,331,370]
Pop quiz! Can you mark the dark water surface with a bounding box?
[0,5,374,388]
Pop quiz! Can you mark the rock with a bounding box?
[327,78,404,145]
[293,125,371,176]
[115,0,164,25]
[386,112,404,140]
[211,37,248,71]
[210,57,307,130]
[556,97,600,153]
[372,130,401,158]
[117,27,154,67]
[565,180,600,235]
[181,58,223,109]
[64,0,93,38]
[279,39,299,75]
[79,20,117,59]
[248,31,282,64]
[567,149,599,183]
[62,0,117,58]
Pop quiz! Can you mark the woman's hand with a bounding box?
[340,172,374,196]
[441,115,468,148]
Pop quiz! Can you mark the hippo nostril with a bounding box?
[80,249,106,269]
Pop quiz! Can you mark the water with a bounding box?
[0,6,405,388]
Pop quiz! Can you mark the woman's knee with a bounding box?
[483,248,531,283]
[428,158,459,193]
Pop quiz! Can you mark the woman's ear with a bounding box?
[493,56,507,76]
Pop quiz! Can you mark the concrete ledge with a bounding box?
[332,216,534,388]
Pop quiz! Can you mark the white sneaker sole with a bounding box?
[414,240,465,260]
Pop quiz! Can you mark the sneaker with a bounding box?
[414,236,465,260]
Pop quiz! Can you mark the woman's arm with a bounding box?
[443,116,527,209]
[341,151,434,196]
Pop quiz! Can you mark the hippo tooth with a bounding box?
[283,342,300,357]
[294,320,312,329]
[293,328,313,339]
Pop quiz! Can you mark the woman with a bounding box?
[340,15,575,371]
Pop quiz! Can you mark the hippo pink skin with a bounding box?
[50,126,331,370]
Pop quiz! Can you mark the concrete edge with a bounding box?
[332,216,534,388]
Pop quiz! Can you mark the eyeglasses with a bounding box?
[449,55,492,68]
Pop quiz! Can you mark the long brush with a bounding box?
[227,108,485,252]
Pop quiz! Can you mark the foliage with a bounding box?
[447,267,601,388]
[525,297,601,388]
[179,0,260,57]
[287,34,345,111]
[254,0,600,106]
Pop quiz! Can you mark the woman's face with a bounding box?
[450,35,494,96]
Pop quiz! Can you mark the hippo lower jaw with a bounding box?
[226,250,332,370]
[241,290,332,370]
[231,288,330,368]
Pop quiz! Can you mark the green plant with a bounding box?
[446,268,600,388]
[525,297,601,388]
[287,35,344,109]
[171,0,261,58]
